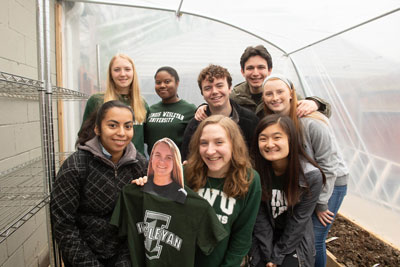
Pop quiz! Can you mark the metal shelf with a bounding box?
[0,71,43,100]
[0,70,87,244]
[53,85,90,100]
[0,71,89,100]
[0,152,72,244]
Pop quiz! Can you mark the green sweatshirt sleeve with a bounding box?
[132,99,150,156]
[144,103,150,145]
[144,99,150,115]
[220,170,262,267]
[82,94,104,125]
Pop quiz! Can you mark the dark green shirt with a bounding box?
[145,99,196,155]
[110,184,228,267]
[194,169,262,267]
[81,93,149,155]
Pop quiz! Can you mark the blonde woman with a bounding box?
[81,53,149,155]
[262,75,349,267]
[144,138,186,203]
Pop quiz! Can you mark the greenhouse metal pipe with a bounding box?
[36,0,48,182]
[63,0,288,55]
[287,8,400,56]
[176,0,184,17]
[96,44,101,90]
[62,0,313,88]
[44,0,56,188]
[36,2,56,267]
[37,0,58,266]
[63,0,309,94]
[287,56,306,96]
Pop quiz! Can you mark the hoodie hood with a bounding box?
[78,136,138,167]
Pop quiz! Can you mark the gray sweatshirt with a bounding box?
[301,114,349,212]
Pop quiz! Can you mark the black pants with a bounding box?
[256,251,299,267]
[63,254,118,267]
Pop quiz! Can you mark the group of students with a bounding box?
[50,45,349,267]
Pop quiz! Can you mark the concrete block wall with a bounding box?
[0,209,50,267]
[0,0,57,266]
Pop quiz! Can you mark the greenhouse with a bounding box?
[0,0,399,266]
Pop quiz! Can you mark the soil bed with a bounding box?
[326,214,400,266]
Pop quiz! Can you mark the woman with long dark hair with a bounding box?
[52,100,147,266]
[249,114,325,267]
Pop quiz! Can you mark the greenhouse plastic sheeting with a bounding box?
[61,0,400,246]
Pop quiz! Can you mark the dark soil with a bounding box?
[326,214,400,266]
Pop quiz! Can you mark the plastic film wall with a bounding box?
[60,1,400,246]
[291,13,400,246]
[61,2,300,147]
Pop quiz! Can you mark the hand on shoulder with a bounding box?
[194,104,208,121]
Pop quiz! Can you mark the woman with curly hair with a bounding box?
[185,114,262,267]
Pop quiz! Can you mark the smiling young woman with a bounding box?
[81,54,149,155]
[185,115,262,267]
[262,75,350,267]
[143,138,187,203]
[111,137,228,266]
[93,104,133,163]
[130,115,261,266]
[249,114,325,267]
[151,142,174,182]
[198,123,232,178]
[145,66,196,155]
[51,100,147,266]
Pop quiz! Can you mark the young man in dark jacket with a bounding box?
[181,64,259,160]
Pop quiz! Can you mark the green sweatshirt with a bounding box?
[81,93,149,155]
[110,184,228,267]
[145,99,196,155]
[194,169,262,267]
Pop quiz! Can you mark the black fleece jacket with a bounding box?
[51,137,147,267]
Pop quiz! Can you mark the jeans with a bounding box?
[312,185,347,267]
